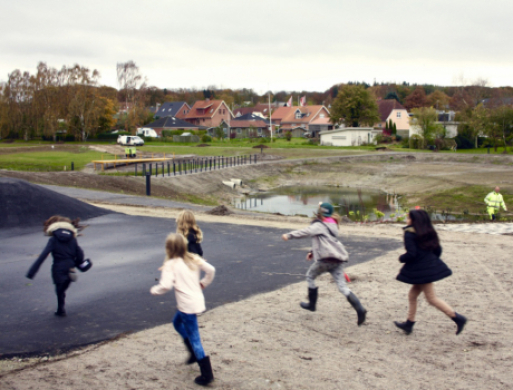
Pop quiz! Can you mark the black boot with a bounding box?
[452,312,467,335]
[184,338,197,365]
[394,320,415,335]
[195,356,214,386]
[300,287,318,312]
[347,292,367,326]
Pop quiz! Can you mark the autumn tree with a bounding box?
[410,107,441,148]
[117,61,146,133]
[329,84,379,127]
[426,90,451,110]
[404,87,427,110]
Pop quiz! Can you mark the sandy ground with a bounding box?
[1,206,512,389]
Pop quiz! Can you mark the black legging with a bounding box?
[55,280,71,313]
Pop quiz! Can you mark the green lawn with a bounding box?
[0,148,111,171]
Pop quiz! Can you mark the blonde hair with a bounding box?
[176,210,203,243]
[164,233,201,270]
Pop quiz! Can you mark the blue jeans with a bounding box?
[173,311,205,360]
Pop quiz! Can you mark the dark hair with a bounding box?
[409,210,440,250]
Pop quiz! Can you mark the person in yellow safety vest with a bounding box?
[484,186,507,221]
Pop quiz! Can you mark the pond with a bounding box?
[232,186,407,222]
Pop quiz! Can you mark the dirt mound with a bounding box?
[0,177,111,229]
[196,144,211,147]
[205,205,233,216]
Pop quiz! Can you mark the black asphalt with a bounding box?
[0,194,402,358]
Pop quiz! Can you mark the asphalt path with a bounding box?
[1,203,401,358]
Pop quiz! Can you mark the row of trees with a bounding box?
[0,63,119,140]
[0,61,153,140]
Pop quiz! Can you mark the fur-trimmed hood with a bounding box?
[46,222,78,238]
[403,226,416,234]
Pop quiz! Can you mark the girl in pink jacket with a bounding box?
[151,233,215,386]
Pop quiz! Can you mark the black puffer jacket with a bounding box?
[27,223,84,284]
[186,231,203,257]
[396,226,452,285]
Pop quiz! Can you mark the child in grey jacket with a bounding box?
[282,202,367,326]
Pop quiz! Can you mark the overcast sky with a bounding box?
[1,0,511,93]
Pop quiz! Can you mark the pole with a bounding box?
[269,91,273,142]
[145,172,151,196]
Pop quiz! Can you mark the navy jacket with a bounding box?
[396,226,452,285]
[187,231,203,257]
[27,228,84,284]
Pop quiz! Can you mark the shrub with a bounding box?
[285,132,292,141]
[395,134,402,142]
[409,134,422,149]
[454,135,474,149]
[202,135,212,143]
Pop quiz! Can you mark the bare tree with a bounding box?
[117,61,146,133]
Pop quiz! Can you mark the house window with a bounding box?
[237,128,241,134]
[295,111,301,119]
[320,113,325,118]
[397,112,401,118]
[257,128,262,134]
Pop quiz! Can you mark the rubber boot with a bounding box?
[347,291,367,326]
[394,320,415,335]
[184,338,197,365]
[195,356,214,386]
[300,287,318,312]
[452,312,467,335]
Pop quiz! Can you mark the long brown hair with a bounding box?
[176,210,203,243]
[409,210,440,250]
[164,233,201,270]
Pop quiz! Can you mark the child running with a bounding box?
[394,209,467,335]
[26,215,89,317]
[281,202,367,326]
[150,233,215,386]
[176,210,204,256]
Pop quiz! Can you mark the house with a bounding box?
[320,127,380,147]
[212,114,271,138]
[274,106,332,137]
[376,99,410,137]
[183,100,234,128]
[154,102,191,119]
[145,116,207,136]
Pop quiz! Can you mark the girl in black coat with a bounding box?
[176,210,204,257]
[394,210,467,335]
[26,216,85,317]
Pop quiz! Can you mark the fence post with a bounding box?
[162,162,164,177]
[145,172,151,196]
[135,163,138,177]
[71,162,74,171]
[167,162,170,176]
[173,161,176,176]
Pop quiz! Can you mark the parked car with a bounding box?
[117,135,145,146]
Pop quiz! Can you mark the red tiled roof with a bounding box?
[280,106,330,124]
[378,99,406,122]
[230,119,268,128]
[185,100,231,119]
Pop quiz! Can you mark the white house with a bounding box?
[319,127,380,146]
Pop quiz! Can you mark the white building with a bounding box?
[319,127,380,147]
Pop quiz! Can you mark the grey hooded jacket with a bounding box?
[286,220,349,263]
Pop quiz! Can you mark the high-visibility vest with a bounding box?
[484,192,506,210]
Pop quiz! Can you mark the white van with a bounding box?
[117,135,145,146]
[136,128,159,138]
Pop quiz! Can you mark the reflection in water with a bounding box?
[233,186,405,221]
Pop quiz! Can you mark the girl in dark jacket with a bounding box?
[394,210,467,335]
[26,216,85,317]
[176,210,204,257]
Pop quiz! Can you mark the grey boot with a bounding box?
[347,292,367,326]
[394,320,415,335]
[452,312,467,335]
[300,287,318,311]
